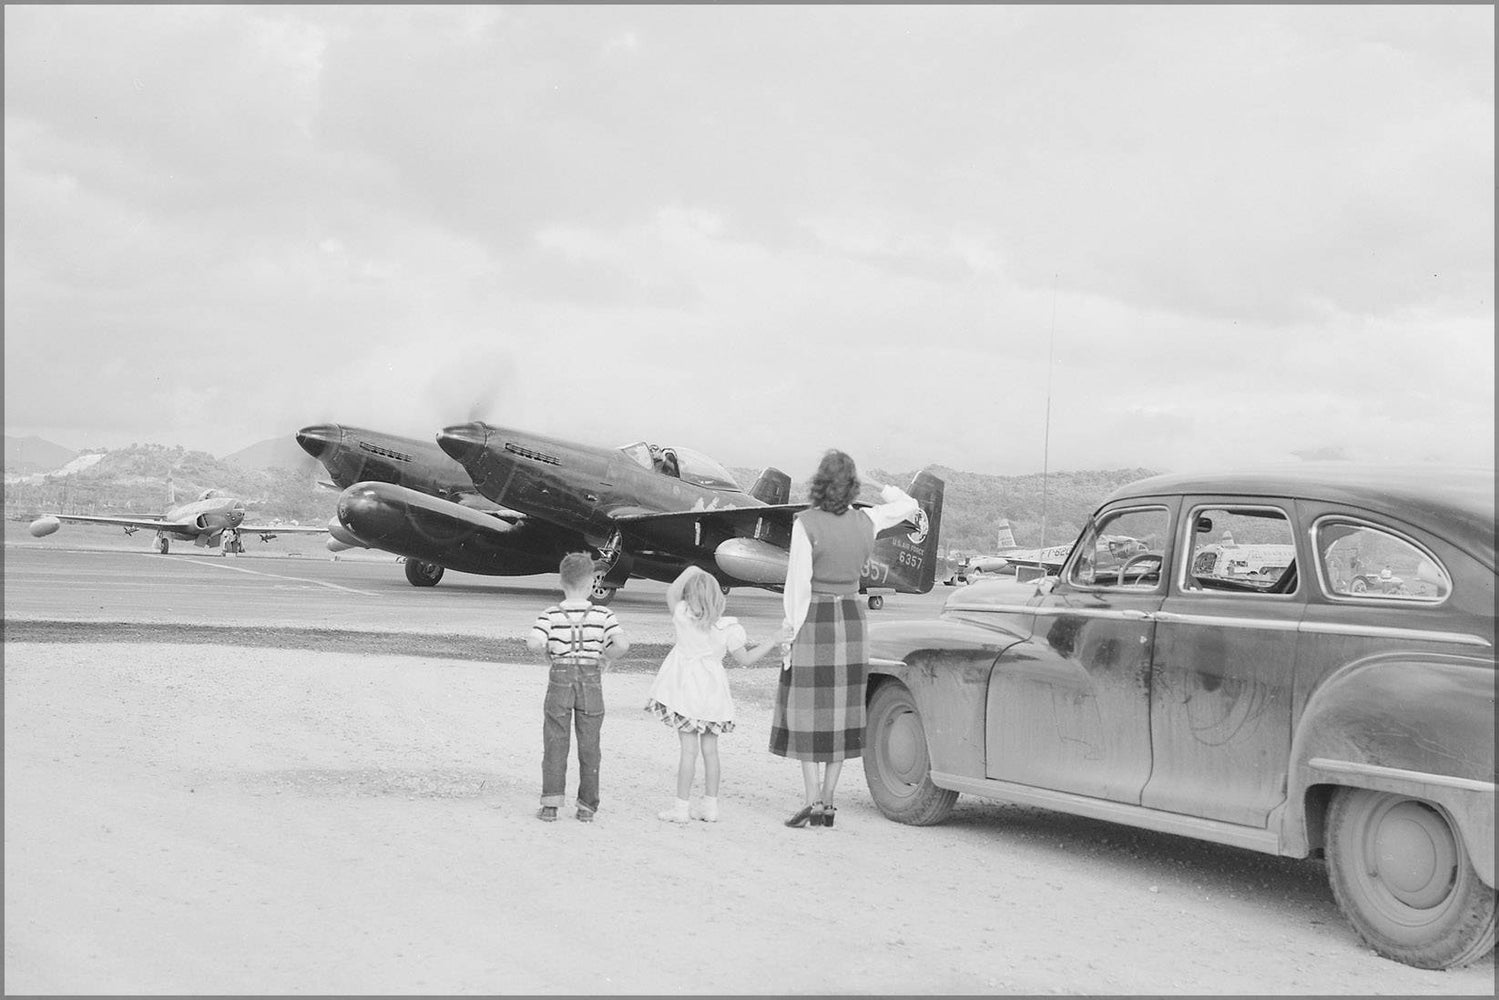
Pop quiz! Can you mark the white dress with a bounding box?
[644,603,745,734]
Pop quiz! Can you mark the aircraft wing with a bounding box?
[610,500,919,539]
[28,513,173,532]
[238,522,329,535]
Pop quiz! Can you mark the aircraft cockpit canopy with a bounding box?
[619,442,742,492]
[198,489,223,501]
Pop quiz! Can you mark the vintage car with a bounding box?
[862,467,1495,970]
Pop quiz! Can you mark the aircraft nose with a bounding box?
[295,423,342,459]
[437,422,491,465]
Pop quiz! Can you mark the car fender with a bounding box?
[1280,650,1495,886]
[868,617,1024,780]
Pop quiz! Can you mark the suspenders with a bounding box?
[553,608,596,665]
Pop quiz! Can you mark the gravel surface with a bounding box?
[4,635,1494,995]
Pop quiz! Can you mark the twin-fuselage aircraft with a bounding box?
[296,422,944,607]
[27,481,326,554]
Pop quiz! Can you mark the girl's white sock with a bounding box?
[658,798,691,823]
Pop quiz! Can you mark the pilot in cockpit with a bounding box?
[649,444,681,478]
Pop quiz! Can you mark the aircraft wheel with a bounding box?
[156,537,169,554]
[591,582,617,604]
[404,559,445,587]
[868,595,884,610]
[720,585,731,596]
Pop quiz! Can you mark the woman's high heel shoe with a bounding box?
[784,803,815,828]
[822,805,837,828]
[809,802,827,827]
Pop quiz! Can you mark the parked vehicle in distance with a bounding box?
[862,466,1495,970]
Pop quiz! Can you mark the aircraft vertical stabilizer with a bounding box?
[996,518,1017,552]
[868,470,945,595]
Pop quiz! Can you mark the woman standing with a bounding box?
[770,449,920,828]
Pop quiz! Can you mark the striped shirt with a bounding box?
[531,600,623,663]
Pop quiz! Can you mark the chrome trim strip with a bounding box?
[930,772,1282,855]
[945,604,1146,622]
[1153,611,1300,631]
[1298,621,1491,648]
[943,604,1491,647]
[1308,758,1496,795]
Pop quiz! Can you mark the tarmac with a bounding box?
[2,519,954,664]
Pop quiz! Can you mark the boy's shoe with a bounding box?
[690,796,719,822]
[657,799,691,823]
[576,804,596,823]
[536,805,559,822]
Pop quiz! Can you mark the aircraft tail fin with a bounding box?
[996,518,1017,552]
[748,467,792,506]
[867,469,945,594]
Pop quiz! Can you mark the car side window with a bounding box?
[1315,518,1451,602]
[1067,507,1169,590]
[1182,505,1297,595]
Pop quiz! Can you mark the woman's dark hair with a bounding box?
[808,449,859,514]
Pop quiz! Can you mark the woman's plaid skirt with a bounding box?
[768,593,867,762]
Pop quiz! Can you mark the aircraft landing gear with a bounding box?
[155,536,170,554]
[867,594,884,610]
[222,533,244,555]
[591,581,617,604]
[404,559,445,587]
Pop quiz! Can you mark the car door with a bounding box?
[985,502,1175,803]
[1140,497,1302,827]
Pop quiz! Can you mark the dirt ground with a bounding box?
[4,641,1494,995]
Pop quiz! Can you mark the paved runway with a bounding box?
[3,521,954,653]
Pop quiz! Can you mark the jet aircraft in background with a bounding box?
[945,517,1142,585]
[432,421,945,607]
[27,480,326,554]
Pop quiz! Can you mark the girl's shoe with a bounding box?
[690,796,719,822]
[810,802,827,827]
[658,799,691,823]
[783,803,815,828]
[822,805,837,828]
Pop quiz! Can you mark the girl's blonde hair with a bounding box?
[677,566,726,627]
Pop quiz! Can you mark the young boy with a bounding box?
[527,552,630,822]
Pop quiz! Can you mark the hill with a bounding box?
[730,464,1155,554]
[4,435,79,475]
[221,436,319,473]
[3,443,334,524]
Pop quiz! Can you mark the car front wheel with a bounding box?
[1325,787,1497,969]
[863,681,957,825]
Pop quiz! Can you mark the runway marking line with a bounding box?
[171,556,383,597]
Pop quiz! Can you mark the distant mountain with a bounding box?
[221,435,317,472]
[4,436,79,474]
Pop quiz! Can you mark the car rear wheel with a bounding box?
[1325,787,1496,969]
[863,681,957,825]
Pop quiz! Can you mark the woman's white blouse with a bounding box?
[781,484,920,635]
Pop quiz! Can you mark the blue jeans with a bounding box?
[540,659,604,811]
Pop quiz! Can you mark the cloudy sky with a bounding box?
[5,5,1493,477]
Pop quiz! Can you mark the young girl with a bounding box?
[646,566,782,822]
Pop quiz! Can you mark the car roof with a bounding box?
[1103,465,1495,567]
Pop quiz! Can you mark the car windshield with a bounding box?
[616,442,742,491]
